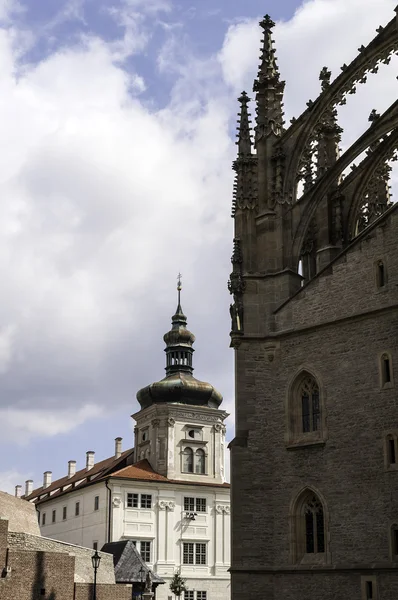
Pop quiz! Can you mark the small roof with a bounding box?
[101,540,164,585]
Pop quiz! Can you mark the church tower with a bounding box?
[229,9,398,600]
[134,277,228,484]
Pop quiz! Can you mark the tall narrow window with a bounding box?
[195,449,205,474]
[62,506,67,521]
[42,513,46,526]
[300,377,320,434]
[94,496,99,511]
[365,581,373,599]
[292,489,327,563]
[75,501,80,516]
[392,525,398,557]
[52,510,56,523]
[383,355,391,384]
[140,541,151,562]
[183,447,194,473]
[376,260,386,288]
[387,436,396,465]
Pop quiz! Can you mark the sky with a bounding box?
[1,0,398,494]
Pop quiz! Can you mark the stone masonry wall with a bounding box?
[7,531,115,584]
[231,210,398,600]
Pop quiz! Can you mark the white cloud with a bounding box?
[0,0,397,451]
[0,469,30,494]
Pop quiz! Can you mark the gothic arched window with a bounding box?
[300,376,320,433]
[182,447,193,473]
[195,449,205,474]
[287,371,326,447]
[290,489,328,564]
[380,352,393,388]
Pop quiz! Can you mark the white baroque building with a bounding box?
[23,288,230,600]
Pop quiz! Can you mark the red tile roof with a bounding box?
[111,460,230,488]
[26,448,134,504]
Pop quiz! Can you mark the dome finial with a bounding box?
[177,272,182,304]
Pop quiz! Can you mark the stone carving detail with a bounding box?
[232,91,258,216]
[112,497,122,508]
[167,417,175,427]
[213,423,223,432]
[228,239,245,336]
[151,419,160,427]
[158,500,175,511]
[215,504,231,515]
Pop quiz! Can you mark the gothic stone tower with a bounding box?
[229,9,398,600]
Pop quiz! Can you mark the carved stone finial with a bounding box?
[259,14,275,30]
[236,91,253,157]
[368,109,380,123]
[319,66,331,91]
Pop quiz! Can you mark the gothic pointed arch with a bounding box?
[289,486,330,564]
[286,368,327,447]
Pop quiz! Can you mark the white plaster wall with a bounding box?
[37,483,107,549]
[110,480,230,600]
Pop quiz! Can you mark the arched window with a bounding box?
[291,489,328,564]
[195,449,205,474]
[287,371,325,446]
[300,376,320,433]
[182,447,193,473]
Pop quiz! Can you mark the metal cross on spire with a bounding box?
[177,272,182,306]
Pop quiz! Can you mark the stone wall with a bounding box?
[8,531,115,584]
[0,491,40,535]
[231,208,398,599]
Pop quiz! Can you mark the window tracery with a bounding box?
[287,371,325,446]
[290,488,328,564]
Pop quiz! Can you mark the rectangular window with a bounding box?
[62,506,67,521]
[75,502,80,516]
[127,493,139,508]
[52,510,56,523]
[389,439,396,464]
[302,394,310,432]
[365,581,373,600]
[393,529,398,555]
[141,494,152,509]
[93,541,98,551]
[94,496,99,511]
[384,358,391,384]
[197,593,207,600]
[140,541,151,562]
[195,543,207,565]
[184,592,194,600]
[196,498,206,512]
[183,542,194,565]
[42,512,46,526]
[184,497,195,512]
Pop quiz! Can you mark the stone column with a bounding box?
[143,593,154,600]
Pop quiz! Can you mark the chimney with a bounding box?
[86,451,95,471]
[25,480,33,497]
[43,471,52,489]
[68,460,76,479]
[115,437,122,459]
[15,485,22,498]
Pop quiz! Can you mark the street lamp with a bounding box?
[91,550,101,600]
[139,566,145,600]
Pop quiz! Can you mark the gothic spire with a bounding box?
[236,91,252,157]
[316,67,343,179]
[253,15,285,143]
[232,92,258,216]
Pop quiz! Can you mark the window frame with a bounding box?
[75,501,80,517]
[183,497,207,513]
[52,509,56,524]
[140,540,151,562]
[182,447,194,473]
[140,494,152,509]
[197,593,207,600]
[380,352,394,389]
[289,487,330,565]
[286,370,327,448]
[62,506,67,521]
[94,495,99,511]
[127,492,139,508]
[42,512,46,526]
[183,542,207,566]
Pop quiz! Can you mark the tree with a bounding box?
[169,571,188,597]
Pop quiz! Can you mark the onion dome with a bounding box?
[136,276,223,410]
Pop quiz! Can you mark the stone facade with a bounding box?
[229,7,398,600]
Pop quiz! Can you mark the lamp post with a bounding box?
[91,550,101,600]
[139,566,145,600]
